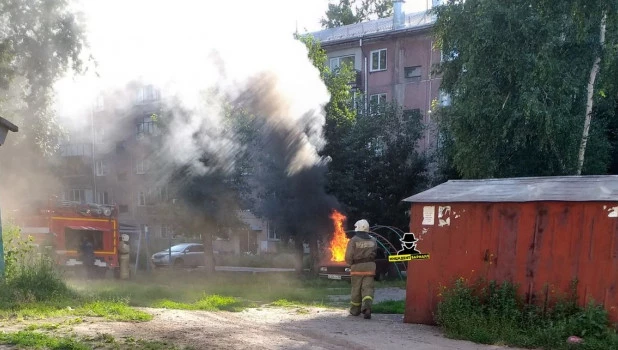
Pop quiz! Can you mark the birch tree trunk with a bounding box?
[577,12,607,175]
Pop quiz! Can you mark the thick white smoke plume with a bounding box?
[54,0,331,176]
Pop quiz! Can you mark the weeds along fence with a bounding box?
[435,278,618,349]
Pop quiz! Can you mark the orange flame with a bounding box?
[329,210,349,262]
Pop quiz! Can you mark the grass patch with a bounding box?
[24,322,61,331]
[153,294,252,312]
[270,299,298,307]
[0,331,89,350]
[0,300,151,322]
[71,272,347,307]
[74,301,153,321]
[0,331,195,350]
[436,278,618,349]
[372,300,405,314]
[0,299,82,320]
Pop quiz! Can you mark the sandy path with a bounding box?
[2,287,522,350]
[70,306,519,350]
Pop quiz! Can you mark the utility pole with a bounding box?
[0,116,19,280]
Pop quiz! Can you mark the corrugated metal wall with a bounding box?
[404,201,618,324]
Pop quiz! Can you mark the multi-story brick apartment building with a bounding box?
[310,0,447,152]
[58,82,165,238]
[58,83,277,254]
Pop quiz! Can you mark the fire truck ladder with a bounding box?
[369,225,408,280]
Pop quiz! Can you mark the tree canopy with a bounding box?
[327,103,428,229]
[432,0,618,179]
[0,0,87,154]
[298,34,428,230]
[321,0,393,29]
[0,0,87,208]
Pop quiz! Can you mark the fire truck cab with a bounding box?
[16,199,120,277]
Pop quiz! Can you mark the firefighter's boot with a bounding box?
[361,297,372,319]
[349,303,361,316]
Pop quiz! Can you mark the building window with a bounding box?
[329,55,355,72]
[267,222,280,241]
[136,116,159,138]
[136,85,160,103]
[370,49,387,71]
[95,160,108,176]
[64,189,85,202]
[118,204,129,213]
[157,186,169,202]
[137,191,146,206]
[135,158,150,174]
[160,225,172,238]
[404,66,422,82]
[369,93,387,113]
[60,143,92,157]
[97,191,110,205]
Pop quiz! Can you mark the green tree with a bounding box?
[297,34,427,230]
[321,0,393,29]
[0,0,87,153]
[432,0,618,179]
[330,103,427,230]
[0,0,87,209]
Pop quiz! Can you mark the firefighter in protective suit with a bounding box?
[119,234,130,280]
[345,219,377,319]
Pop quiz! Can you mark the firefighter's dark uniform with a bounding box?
[345,230,377,319]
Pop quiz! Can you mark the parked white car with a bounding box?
[151,243,205,268]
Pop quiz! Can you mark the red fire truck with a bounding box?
[15,199,120,277]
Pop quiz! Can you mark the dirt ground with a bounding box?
[56,288,518,350]
[1,288,523,350]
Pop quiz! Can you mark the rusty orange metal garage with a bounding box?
[402,176,618,325]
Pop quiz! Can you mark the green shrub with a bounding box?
[1,223,72,305]
[435,278,618,349]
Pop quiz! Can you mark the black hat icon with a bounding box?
[398,232,421,255]
[400,232,418,244]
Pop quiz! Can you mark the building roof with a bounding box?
[309,11,435,45]
[403,176,618,203]
[0,116,18,132]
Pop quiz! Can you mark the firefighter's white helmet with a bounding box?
[121,234,129,242]
[354,219,370,232]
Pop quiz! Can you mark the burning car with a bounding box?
[317,211,406,281]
